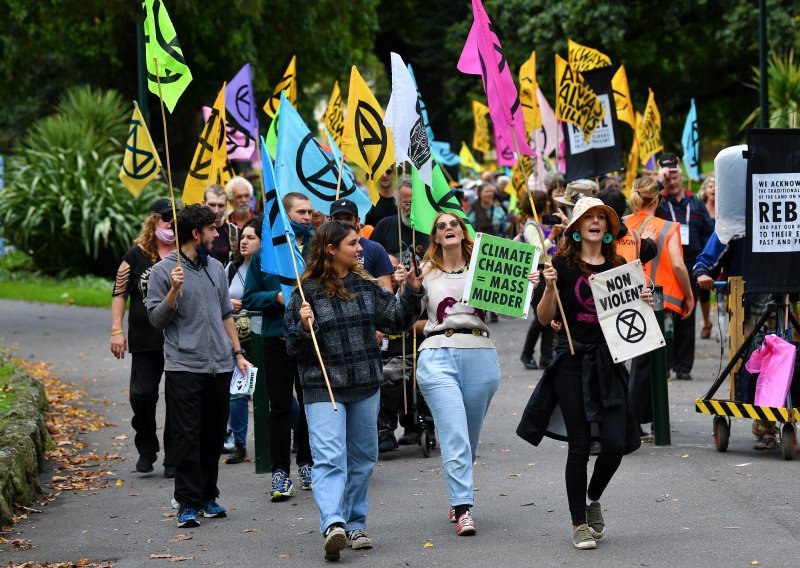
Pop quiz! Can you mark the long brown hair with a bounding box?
[422,212,474,274]
[555,216,626,274]
[133,214,160,263]
[300,220,374,300]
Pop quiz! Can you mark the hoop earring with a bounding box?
[602,232,613,244]
[572,232,582,243]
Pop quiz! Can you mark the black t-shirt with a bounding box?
[552,255,611,345]
[209,222,234,265]
[121,246,164,353]
[370,216,429,267]
[365,195,398,227]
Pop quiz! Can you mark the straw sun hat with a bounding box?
[564,197,620,239]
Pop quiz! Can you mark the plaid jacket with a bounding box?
[284,273,423,403]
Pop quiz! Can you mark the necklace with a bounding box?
[444,264,468,274]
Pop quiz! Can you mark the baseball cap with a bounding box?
[657,153,680,169]
[329,199,358,218]
[149,198,174,215]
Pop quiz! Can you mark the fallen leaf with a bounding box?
[276,553,295,558]
[521,502,535,507]
[751,562,760,566]
[681,454,689,458]
[242,528,260,533]
[116,479,124,486]
[735,463,752,467]
[114,434,129,440]
[167,534,193,543]
[423,541,434,548]
[150,554,194,562]
[51,476,68,482]
[499,493,508,496]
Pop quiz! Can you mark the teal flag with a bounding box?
[681,98,700,181]
[274,92,374,220]
[142,0,192,113]
[411,164,475,237]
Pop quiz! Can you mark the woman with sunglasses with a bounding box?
[519,198,646,550]
[111,198,177,477]
[417,213,537,537]
[284,220,423,561]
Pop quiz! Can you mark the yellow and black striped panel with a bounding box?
[695,399,800,422]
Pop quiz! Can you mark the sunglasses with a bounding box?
[435,219,460,231]
[159,211,173,222]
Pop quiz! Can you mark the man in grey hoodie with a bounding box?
[147,204,251,528]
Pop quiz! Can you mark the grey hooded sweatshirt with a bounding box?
[146,250,234,374]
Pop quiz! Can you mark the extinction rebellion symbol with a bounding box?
[616,309,646,343]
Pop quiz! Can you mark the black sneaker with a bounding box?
[225,443,247,464]
[323,524,347,561]
[136,453,156,473]
[675,372,693,381]
[520,355,538,370]
[378,433,399,453]
[163,466,176,479]
[398,429,419,445]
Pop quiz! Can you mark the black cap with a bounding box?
[149,198,174,215]
[657,153,680,169]
[329,199,358,218]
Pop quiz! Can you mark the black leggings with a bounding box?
[554,355,623,525]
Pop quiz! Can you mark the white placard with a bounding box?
[589,260,665,363]
[230,365,258,396]
[567,94,615,155]
[751,172,800,253]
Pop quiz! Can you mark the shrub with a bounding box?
[0,86,166,277]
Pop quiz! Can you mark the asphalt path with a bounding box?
[0,298,797,567]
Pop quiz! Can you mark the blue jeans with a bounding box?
[229,394,249,445]
[305,390,379,534]
[416,347,501,507]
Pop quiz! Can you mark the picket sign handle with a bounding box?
[152,58,182,297]
[396,163,408,416]
[511,129,574,354]
[286,232,337,411]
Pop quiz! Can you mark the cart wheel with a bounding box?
[713,416,730,452]
[420,429,431,458]
[780,423,796,461]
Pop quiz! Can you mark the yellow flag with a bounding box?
[459,141,481,172]
[519,51,542,133]
[555,54,605,142]
[638,90,663,166]
[624,114,642,197]
[472,100,491,153]
[119,101,162,197]
[183,84,233,205]
[341,65,395,204]
[263,56,297,118]
[511,154,532,198]
[611,65,636,129]
[567,39,611,73]
[323,81,344,145]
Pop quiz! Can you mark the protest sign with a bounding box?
[589,260,664,363]
[751,172,800,253]
[230,365,258,396]
[461,233,540,319]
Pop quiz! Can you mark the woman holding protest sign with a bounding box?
[284,220,423,561]
[517,198,647,550]
[417,212,538,537]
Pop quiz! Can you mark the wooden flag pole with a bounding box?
[285,232,338,411]
[411,230,418,398]
[334,154,345,200]
[153,58,182,296]
[512,128,574,355]
[395,163,408,415]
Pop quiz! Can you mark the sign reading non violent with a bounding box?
[462,233,540,319]
[589,260,664,363]
[751,173,800,253]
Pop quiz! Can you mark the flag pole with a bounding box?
[153,58,182,295]
[334,154,345,200]
[285,232,338,411]
[396,163,408,416]
[411,230,418,399]
[511,128,574,355]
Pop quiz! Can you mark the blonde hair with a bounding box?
[699,175,715,202]
[133,214,160,263]
[629,176,660,213]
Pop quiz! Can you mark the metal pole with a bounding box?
[650,286,671,446]
[249,313,271,474]
[759,0,769,128]
[136,20,149,127]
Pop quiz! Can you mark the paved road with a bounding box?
[0,299,796,567]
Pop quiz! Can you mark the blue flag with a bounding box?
[260,137,304,301]
[681,99,700,182]
[274,92,373,220]
[430,140,461,167]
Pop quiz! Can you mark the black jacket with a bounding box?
[516,340,641,455]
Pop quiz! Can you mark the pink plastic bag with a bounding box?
[745,334,797,408]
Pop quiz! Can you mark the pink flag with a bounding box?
[202,106,256,161]
[457,0,535,158]
[535,88,557,158]
[495,128,516,167]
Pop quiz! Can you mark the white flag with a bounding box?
[535,87,558,158]
[384,52,433,185]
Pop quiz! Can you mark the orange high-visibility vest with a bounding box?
[616,227,641,264]
[625,211,685,315]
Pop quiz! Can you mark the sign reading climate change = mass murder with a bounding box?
[589,260,664,363]
[461,233,540,319]
[751,173,800,253]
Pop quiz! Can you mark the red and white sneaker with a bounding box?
[449,507,457,523]
[456,511,476,536]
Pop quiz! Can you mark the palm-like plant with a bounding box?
[742,50,800,130]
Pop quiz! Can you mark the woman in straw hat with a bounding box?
[517,197,648,550]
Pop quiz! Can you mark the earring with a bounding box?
[572,232,582,243]
[602,232,613,244]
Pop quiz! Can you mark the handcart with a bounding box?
[695,278,799,460]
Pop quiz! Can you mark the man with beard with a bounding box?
[369,179,429,267]
[147,204,251,528]
[203,184,237,265]
[226,177,256,230]
[365,167,398,227]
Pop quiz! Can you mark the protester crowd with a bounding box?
[111,153,740,559]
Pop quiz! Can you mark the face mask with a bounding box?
[155,227,175,244]
[195,244,209,267]
[290,220,312,237]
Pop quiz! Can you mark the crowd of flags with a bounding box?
[120,0,705,284]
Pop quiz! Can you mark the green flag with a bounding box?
[142,0,192,113]
[411,164,475,237]
[265,109,279,159]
